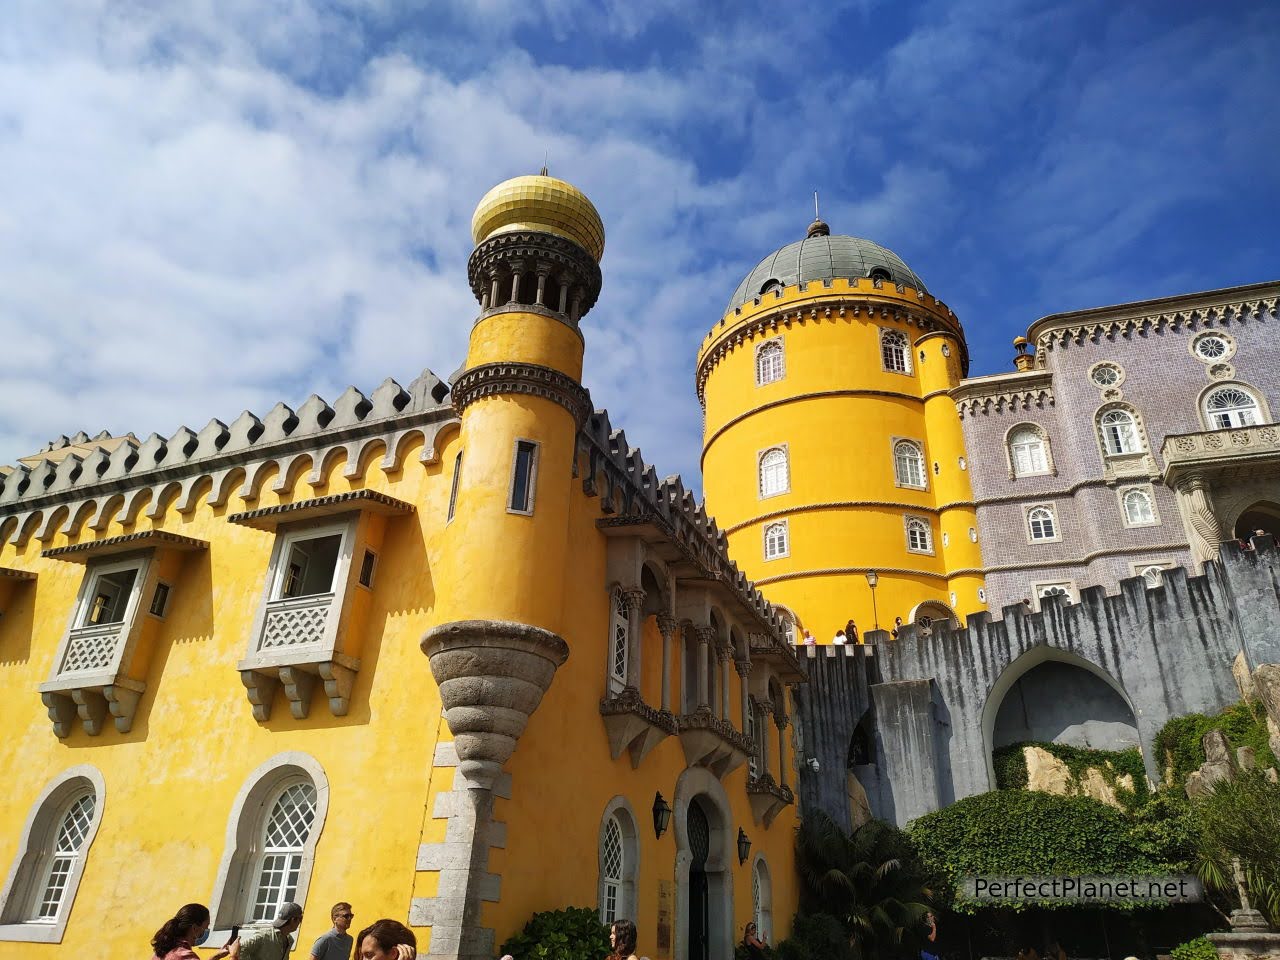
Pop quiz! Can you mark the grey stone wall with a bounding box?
[962,291,1280,611]
[797,540,1280,828]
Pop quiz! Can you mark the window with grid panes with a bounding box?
[881,329,910,373]
[33,792,95,922]
[755,340,784,385]
[893,441,925,487]
[609,592,628,696]
[250,782,317,922]
[759,448,789,497]
[600,817,623,924]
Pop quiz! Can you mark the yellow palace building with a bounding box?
[699,217,984,643]
[0,174,808,960]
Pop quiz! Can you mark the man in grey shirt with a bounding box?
[310,902,355,960]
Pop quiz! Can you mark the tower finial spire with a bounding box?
[807,190,830,238]
[540,150,548,177]
[814,190,820,220]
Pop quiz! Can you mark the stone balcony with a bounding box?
[40,622,145,737]
[1162,423,1280,483]
[746,773,795,827]
[600,687,678,768]
[676,706,752,777]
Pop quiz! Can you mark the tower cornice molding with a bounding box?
[451,362,592,428]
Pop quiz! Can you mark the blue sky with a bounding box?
[1,0,1277,492]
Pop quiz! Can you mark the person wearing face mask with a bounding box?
[150,903,236,960]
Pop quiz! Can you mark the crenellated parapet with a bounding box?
[0,370,452,546]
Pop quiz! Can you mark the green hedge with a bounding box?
[907,790,1179,912]
[498,906,610,960]
[1154,701,1276,788]
[1170,936,1218,960]
[992,741,1149,809]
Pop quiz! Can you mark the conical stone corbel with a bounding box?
[422,620,569,791]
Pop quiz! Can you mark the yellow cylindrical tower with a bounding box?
[698,219,986,642]
[423,173,604,792]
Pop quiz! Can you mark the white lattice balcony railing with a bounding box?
[58,623,125,676]
[257,593,334,653]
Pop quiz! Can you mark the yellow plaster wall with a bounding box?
[0,440,455,959]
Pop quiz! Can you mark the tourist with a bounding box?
[920,911,938,960]
[607,919,640,960]
[833,629,847,645]
[742,921,769,959]
[890,616,903,639]
[311,902,355,960]
[354,919,416,960]
[845,619,858,642]
[240,902,303,960]
[802,629,816,645]
[150,903,236,960]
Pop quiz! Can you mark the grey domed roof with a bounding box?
[727,234,928,313]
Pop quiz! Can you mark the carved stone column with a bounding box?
[716,644,732,722]
[694,626,714,709]
[758,699,774,774]
[1176,475,1223,565]
[657,614,677,712]
[734,660,751,736]
[422,619,569,790]
[774,708,790,791]
[622,588,646,691]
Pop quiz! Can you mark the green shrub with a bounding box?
[1193,768,1280,924]
[1170,936,1218,960]
[1127,788,1199,872]
[1154,702,1276,788]
[774,913,854,960]
[992,741,1150,809]
[907,790,1175,912]
[498,906,610,960]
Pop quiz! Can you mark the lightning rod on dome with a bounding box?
[540,149,549,177]
[814,191,819,220]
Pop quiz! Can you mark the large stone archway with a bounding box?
[673,766,734,960]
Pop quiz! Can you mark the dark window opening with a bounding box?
[510,441,538,513]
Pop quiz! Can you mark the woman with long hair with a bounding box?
[354,918,417,960]
[607,918,639,960]
[150,903,235,960]
[742,920,768,959]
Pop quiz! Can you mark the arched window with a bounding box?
[1204,385,1262,429]
[1008,425,1050,476]
[747,701,759,777]
[608,589,628,696]
[905,517,932,554]
[1028,506,1057,541]
[1122,489,1156,526]
[597,802,638,925]
[210,754,328,933]
[1098,408,1143,456]
[893,440,926,488]
[763,521,789,560]
[752,857,773,942]
[1139,565,1166,588]
[759,448,789,498]
[881,329,910,374]
[251,781,318,921]
[755,340,784,386]
[0,766,105,942]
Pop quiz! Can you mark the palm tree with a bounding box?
[794,811,935,960]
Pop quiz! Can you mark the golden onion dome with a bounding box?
[471,174,606,262]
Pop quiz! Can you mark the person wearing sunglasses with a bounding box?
[311,902,355,960]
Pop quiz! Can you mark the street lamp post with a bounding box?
[865,570,879,632]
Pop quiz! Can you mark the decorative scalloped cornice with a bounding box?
[451,362,592,427]
[951,370,1055,418]
[1027,285,1279,356]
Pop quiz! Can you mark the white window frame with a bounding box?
[1033,581,1076,610]
[880,328,911,375]
[1201,383,1266,431]
[1131,560,1174,589]
[75,557,145,629]
[1026,504,1060,543]
[208,753,329,940]
[754,338,785,387]
[1096,405,1146,457]
[1088,362,1124,389]
[904,515,933,555]
[607,588,629,696]
[1119,486,1160,528]
[751,854,773,943]
[597,799,639,927]
[1190,331,1236,364]
[892,439,927,490]
[758,446,790,499]
[248,779,318,923]
[507,438,540,516]
[447,450,463,523]
[1006,423,1053,478]
[147,580,172,619]
[0,766,106,944]
[763,520,790,561]
[271,522,348,601]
